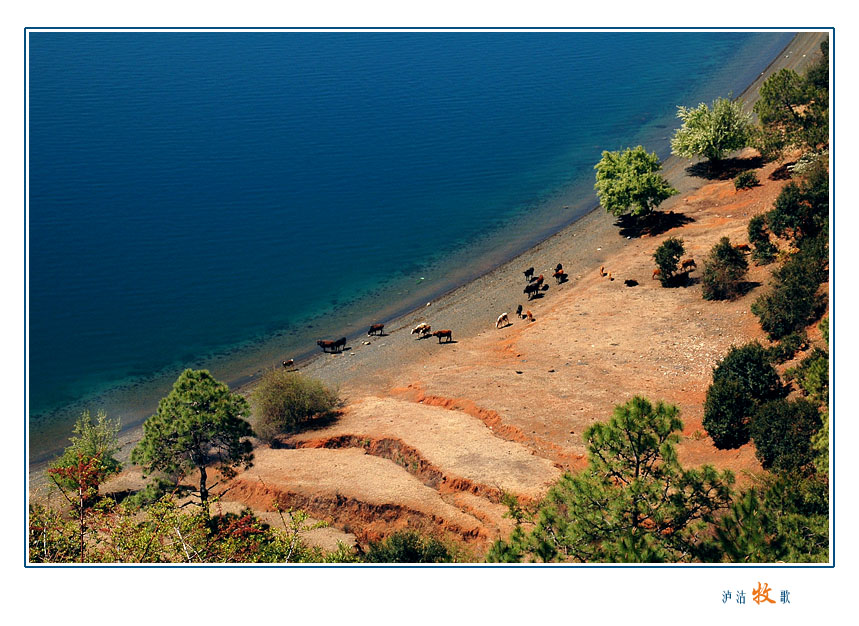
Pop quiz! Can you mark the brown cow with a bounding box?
[734,243,751,253]
[525,310,534,322]
[680,258,697,271]
[367,323,385,336]
[432,329,453,343]
[652,268,661,280]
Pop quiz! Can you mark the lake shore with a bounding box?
[30,32,828,540]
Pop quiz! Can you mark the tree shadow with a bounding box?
[616,211,694,238]
[684,155,765,180]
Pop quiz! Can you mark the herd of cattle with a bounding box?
[289,245,755,366]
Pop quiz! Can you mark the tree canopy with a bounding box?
[251,369,340,442]
[131,369,254,513]
[701,236,749,301]
[670,97,752,163]
[593,146,677,219]
[487,396,734,563]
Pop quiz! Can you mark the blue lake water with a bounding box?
[28,30,794,461]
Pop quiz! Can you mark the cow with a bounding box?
[555,263,563,273]
[411,323,432,338]
[367,323,385,336]
[317,339,336,353]
[524,282,541,300]
[432,329,453,343]
[680,258,697,271]
[523,266,535,282]
[282,359,295,368]
[734,243,751,253]
[515,304,524,319]
[599,266,607,277]
[333,337,347,352]
[652,268,661,280]
[524,310,534,322]
[553,268,567,284]
[496,313,509,329]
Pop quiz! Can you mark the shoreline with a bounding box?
[28,31,827,477]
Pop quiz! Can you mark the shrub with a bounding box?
[766,164,828,243]
[653,237,685,286]
[765,330,808,364]
[751,235,828,340]
[734,170,759,190]
[701,237,749,300]
[748,214,778,265]
[251,369,340,442]
[703,342,785,449]
[785,347,829,405]
[364,530,454,563]
[750,399,822,471]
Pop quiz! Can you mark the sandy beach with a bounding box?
[32,32,829,556]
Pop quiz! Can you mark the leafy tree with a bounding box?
[593,146,677,219]
[364,530,454,563]
[703,342,784,449]
[49,409,122,497]
[701,237,749,300]
[748,214,778,265]
[653,236,685,287]
[786,348,829,405]
[131,369,254,514]
[750,398,822,471]
[251,369,340,442]
[487,397,734,563]
[670,96,752,163]
[811,409,829,477]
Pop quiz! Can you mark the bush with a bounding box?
[750,399,822,471]
[703,342,785,449]
[251,369,341,442]
[701,237,749,300]
[748,214,777,265]
[734,170,759,190]
[751,235,828,340]
[363,530,454,563]
[766,164,828,243]
[653,237,685,286]
[765,331,808,365]
[785,347,829,405]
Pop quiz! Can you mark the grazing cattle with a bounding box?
[282,359,294,368]
[524,282,541,300]
[333,337,347,351]
[608,272,614,281]
[652,268,661,280]
[624,279,638,287]
[523,267,535,282]
[317,339,336,353]
[516,304,524,319]
[553,269,566,284]
[432,329,453,343]
[555,263,563,273]
[496,313,509,329]
[599,266,607,277]
[680,258,697,271]
[525,310,534,322]
[734,243,751,253]
[367,323,385,336]
[411,322,432,338]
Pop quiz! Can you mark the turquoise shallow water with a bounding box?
[27,30,794,461]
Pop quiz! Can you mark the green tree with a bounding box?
[750,398,822,471]
[701,237,749,300]
[670,96,752,164]
[131,369,254,514]
[712,471,828,563]
[766,162,828,243]
[49,409,122,496]
[703,342,784,449]
[251,369,340,442]
[487,397,734,563]
[653,236,685,287]
[593,146,678,220]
